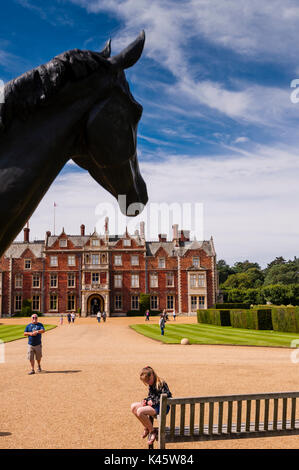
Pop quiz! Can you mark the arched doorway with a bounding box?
[87,294,104,315]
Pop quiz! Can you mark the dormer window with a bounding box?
[59,239,67,248]
[193,257,200,267]
[123,239,131,247]
[92,239,100,246]
[158,257,165,268]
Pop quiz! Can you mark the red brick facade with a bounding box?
[0,222,218,317]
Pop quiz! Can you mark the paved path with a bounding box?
[1,316,299,449]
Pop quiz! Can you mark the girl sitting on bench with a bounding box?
[131,365,172,445]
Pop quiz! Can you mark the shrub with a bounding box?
[139,293,150,314]
[271,306,299,333]
[214,303,251,309]
[197,309,231,326]
[230,309,273,330]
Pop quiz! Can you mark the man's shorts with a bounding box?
[27,344,42,361]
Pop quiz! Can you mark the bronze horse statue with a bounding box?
[0,31,148,257]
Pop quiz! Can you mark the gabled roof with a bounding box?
[4,242,44,259]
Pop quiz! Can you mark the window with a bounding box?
[114,274,122,288]
[198,274,205,286]
[150,273,158,288]
[85,254,90,264]
[114,255,122,266]
[59,239,67,247]
[193,257,200,267]
[50,274,57,288]
[158,257,165,268]
[131,274,139,288]
[190,274,197,288]
[50,294,58,311]
[166,272,174,287]
[191,295,205,311]
[15,274,23,289]
[15,295,22,311]
[67,294,75,311]
[131,295,139,310]
[167,295,174,310]
[150,295,158,310]
[32,274,40,288]
[92,254,99,265]
[32,295,40,311]
[131,255,139,266]
[115,295,122,310]
[191,296,197,311]
[92,239,100,246]
[92,272,99,284]
[68,273,75,288]
[101,254,107,264]
[68,255,76,266]
[123,239,131,246]
[24,259,31,270]
[50,256,58,267]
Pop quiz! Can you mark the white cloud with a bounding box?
[19,144,299,267]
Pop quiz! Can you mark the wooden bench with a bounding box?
[151,391,299,449]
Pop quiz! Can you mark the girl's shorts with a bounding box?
[153,404,170,416]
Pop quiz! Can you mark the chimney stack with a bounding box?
[80,224,85,236]
[24,226,30,243]
[158,234,167,242]
[140,221,145,240]
[172,224,179,246]
[105,217,109,234]
[179,230,190,242]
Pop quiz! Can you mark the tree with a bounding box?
[233,260,261,273]
[222,268,264,289]
[139,293,150,314]
[217,259,235,285]
[264,261,299,286]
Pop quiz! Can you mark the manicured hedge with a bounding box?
[214,303,251,310]
[197,309,231,326]
[271,306,299,333]
[230,309,273,330]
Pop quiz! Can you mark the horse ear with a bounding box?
[109,30,145,70]
[99,39,111,58]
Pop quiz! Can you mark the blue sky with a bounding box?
[1,0,299,267]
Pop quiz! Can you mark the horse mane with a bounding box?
[0,48,109,132]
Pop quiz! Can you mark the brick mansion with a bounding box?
[0,220,218,317]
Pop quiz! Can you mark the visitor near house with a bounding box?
[24,314,45,375]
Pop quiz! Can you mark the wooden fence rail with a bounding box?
[156,391,299,449]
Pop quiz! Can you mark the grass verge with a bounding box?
[0,324,57,343]
[130,323,299,348]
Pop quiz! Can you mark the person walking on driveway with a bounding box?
[24,314,45,375]
[159,314,166,336]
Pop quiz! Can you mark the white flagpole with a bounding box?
[54,202,56,235]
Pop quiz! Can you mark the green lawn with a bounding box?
[130,323,299,348]
[0,324,57,343]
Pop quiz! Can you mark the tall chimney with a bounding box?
[24,226,30,243]
[105,217,109,234]
[80,224,85,236]
[140,221,145,240]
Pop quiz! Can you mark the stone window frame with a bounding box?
[115,295,122,310]
[131,295,139,310]
[68,272,76,288]
[131,273,139,288]
[14,295,22,311]
[114,273,122,288]
[32,295,40,311]
[50,273,58,288]
[49,293,58,311]
[150,295,158,310]
[24,259,31,270]
[68,254,76,266]
[15,273,23,289]
[32,273,40,288]
[50,255,58,267]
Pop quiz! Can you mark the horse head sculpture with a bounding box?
[0,31,148,257]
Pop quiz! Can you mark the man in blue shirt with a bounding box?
[24,314,45,375]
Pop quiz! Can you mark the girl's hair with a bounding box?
[140,366,164,390]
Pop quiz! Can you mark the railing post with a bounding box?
[158,394,168,449]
